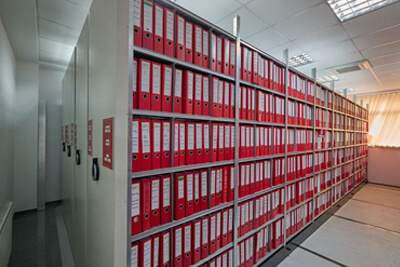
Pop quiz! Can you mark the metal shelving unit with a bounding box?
[128,0,369,266]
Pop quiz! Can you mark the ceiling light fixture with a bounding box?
[336,88,355,94]
[317,75,340,83]
[327,0,400,22]
[288,53,314,67]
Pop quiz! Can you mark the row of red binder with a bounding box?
[271,219,284,249]
[208,249,233,267]
[239,126,285,158]
[333,149,345,165]
[287,154,313,181]
[315,130,332,150]
[287,102,312,126]
[315,86,333,108]
[285,179,313,211]
[174,208,234,267]
[315,190,331,216]
[295,130,313,151]
[315,108,332,128]
[315,151,332,172]
[333,132,345,148]
[239,161,272,198]
[211,77,235,118]
[286,202,312,238]
[240,47,284,93]
[133,0,238,75]
[314,171,332,194]
[288,72,314,102]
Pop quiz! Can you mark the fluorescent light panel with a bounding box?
[317,75,340,83]
[327,0,400,22]
[288,53,314,67]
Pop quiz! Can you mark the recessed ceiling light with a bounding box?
[288,53,314,67]
[327,0,400,22]
[317,75,340,83]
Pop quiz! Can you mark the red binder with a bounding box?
[218,124,225,161]
[161,121,171,168]
[183,70,194,114]
[138,58,151,110]
[224,125,231,160]
[161,65,173,112]
[160,175,171,224]
[151,120,161,169]
[223,39,230,75]
[131,180,141,236]
[215,212,221,250]
[174,68,183,113]
[221,210,228,247]
[185,173,194,217]
[193,171,200,213]
[192,219,202,264]
[185,21,193,63]
[173,122,180,167]
[247,50,253,83]
[211,123,218,162]
[174,173,185,220]
[194,25,203,66]
[201,217,209,258]
[132,119,141,172]
[133,0,142,47]
[200,170,208,210]
[176,15,185,61]
[150,177,161,227]
[194,73,202,115]
[216,36,222,73]
[173,226,183,267]
[209,214,217,254]
[230,42,236,77]
[203,29,209,69]
[252,51,258,84]
[186,123,195,165]
[203,123,210,162]
[223,81,230,118]
[140,237,152,267]
[153,4,164,53]
[195,123,203,163]
[142,0,154,50]
[230,126,235,160]
[211,77,219,117]
[211,34,217,71]
[202,76,210,116]
[179,122,186,165]
[230,83,235,118]
[140,119,151,171]
[218,80,224,117]
[210,169,216,208]
[183,223,192,267]
[241,87,247,120]
[241,47,248,81]
[160,231,171,267]
[163,8,174,57]
[142,178,151,231]
[133,59,138,109]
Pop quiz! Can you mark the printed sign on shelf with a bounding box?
[88,120,93,156]
[103,118,113,170]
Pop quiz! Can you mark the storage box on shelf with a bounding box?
[130,0,368,266]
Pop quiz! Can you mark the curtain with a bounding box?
[356,93,400,147]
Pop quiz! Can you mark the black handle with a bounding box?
[63,143,65,152]
[92,158,99,181]
[67,145,71,157]
[76,150,81,165]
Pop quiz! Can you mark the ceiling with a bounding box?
[175,0,400,96]
[37,0,90,68]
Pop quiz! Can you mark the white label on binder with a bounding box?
[195,222,201,248]
[178,176,185,199]
[153,122,161,153]
[211,216,216,240]
[163,67,172,96]
[185,23,192,49]
[152,64,161,95]
[131,183,140,216]
[188,72,194,100]
[151,180,160,210]
[202,219,208,244]
[225,126,230,148]
[211,171,216,194]
[175,69,182,97]
[180,124,185,150]
[223,211,228,234]
[153,236,159,267]
[216,212,221,236]
[230,42,236,65]
[228,209,233,231]
[194,173,199,201]
[132,121,139,153]
[163,233,170,263]
[231,126,235,147]
[142,122,151,153]
[155,6,163,37]
[175,229,182,256]
[217,38,222,61]
[203,31,209,56]
[143,239,152,267]
[133,0,141,27]
[187,174,193,201]
[163,178,170,207]
[218,81,224,104]
[143,1,153,32]
[131,245,138,267]
[203,77,209,102]
[196,124,202,149]
[133,60,137,93]
[163,122,170,151]
[184,225,191,253]
[213,79,219,103]
[219,125,224,149]
[204,125,210,149]
[188,124,194,150]
[225,82,230,106]
[141,61,151,93]
[195,74,202,101]
[166,11,174,41]
[195,27,202,53]
[177,16,184,45]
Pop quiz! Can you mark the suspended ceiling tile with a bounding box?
[361,41,400,59]
[374,62,400,74]
[353,24,400,51]
[267,42,304,62]
[66,0,92,9]
[38,0,89,30]
[322,51,363,69]
[309,39,358,61]
[293,24,349,52]
[273,3,338,40]
[39,50,71,66]
[246,0,322,26]
[215,6,269,39]
[342,2,400,38]
[175,0,241,24]
[39,18,80,46]
[39,37,75,57]
[370,53,400,67]
[294,61,326,78]
[245,27,288,51]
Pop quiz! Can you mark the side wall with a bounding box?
[368,147,400,187]
[0,16,16,204]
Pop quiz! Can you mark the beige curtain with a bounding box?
[357,93,400,147]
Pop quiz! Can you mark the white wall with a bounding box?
[13,60,39,212]
[0,17,16,204]
[368,147,400,187]
[39,67,64,202]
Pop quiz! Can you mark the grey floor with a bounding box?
[278,183,400,267]
[8,203,62,267]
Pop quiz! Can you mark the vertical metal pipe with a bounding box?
[38,99,47,212]
[311,68,316,222]
[283,49,289,246]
